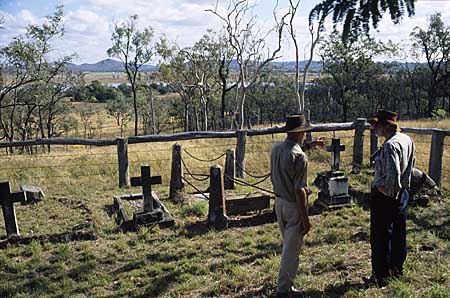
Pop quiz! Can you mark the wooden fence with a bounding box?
[1,119,449,188]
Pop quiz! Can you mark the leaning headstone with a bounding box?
[409,167,441,207]
[0,182,27,236]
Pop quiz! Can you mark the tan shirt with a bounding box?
[270,138,308,202]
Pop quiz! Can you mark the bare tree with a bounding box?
[208,0,288,129]
[285,0,329,113]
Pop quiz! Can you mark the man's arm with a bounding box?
[301,137,326,151]
[295,187,311,235]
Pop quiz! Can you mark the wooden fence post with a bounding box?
[235,130,247,178]
[117,138,129,188]
[207,165,228,230]
[370,129,378,168]
[428,129,446,186]
[224,149,235,190]
[170,143,184,200]
[352,118,366,173]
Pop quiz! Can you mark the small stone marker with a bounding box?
[20,185,44,204]
[130,165,162,212]
[326,138,345,171]
[0,182,27,236]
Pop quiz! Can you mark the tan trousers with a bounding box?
[275,197,304,293]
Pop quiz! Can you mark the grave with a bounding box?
[313,138,352,208]
[0,182,27,236]
[20,185,45,204]
[225,192,271,216]
[112,165,174,230]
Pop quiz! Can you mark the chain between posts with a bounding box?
[224,173,275,195]
[235,162,271,179]
[180,156,211,182]
[183,149,226,163]
[181,177,210,200]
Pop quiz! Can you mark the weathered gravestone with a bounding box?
[0,182,27,236]
[409,167,441,206]
[113,165,174,230]
[313,138,352,208]
[20,185,45,204]
[207,165,228,230]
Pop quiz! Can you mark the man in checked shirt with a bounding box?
[368,109,415,286]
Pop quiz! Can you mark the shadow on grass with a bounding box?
[237,281,367,298]
[408,213,450,242]
[228,210,276,228]
[348,187,371,210]
[182,210,277,237]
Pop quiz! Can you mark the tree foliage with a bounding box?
[310,0,416,41]
[107,15,155,136]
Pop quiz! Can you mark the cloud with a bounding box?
[56,9,111,62]
[2,0,450,64]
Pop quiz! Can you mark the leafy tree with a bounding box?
[107,94,132,137]
[319,31,387,121]
[310,0,416,40]
[107,15,155,136]
[411,13,450,116]
[0,6,75,151]
[157,38,198,132]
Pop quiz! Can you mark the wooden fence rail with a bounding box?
[1,119,449,188]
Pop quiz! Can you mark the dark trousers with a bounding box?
[370,189,409,280]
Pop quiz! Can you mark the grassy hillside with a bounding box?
[0,120,449,298]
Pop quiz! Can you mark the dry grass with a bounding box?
[0,117,448,298]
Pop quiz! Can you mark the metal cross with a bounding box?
[326,138,346,171]
[130,165,162,212]
[0,182,26,236]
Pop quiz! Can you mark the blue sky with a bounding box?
[1,0,450,64]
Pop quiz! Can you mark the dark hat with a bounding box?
[284,114,311,133]
[367,109,398,126]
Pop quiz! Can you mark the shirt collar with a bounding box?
[284,138,300,146]
[382,131,399,145]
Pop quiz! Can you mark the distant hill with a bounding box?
[67,58,323,73]
[66,58,425,74]
[67,59,158,72]
[272,60,323,72]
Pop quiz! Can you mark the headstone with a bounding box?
[0,182,27,236]
[20,185,44,204]
[326,138,345,171]
[207,165,228,230]
[130,165,164,223]
[313,138,352,209]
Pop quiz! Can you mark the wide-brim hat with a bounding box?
[367,109,398,126]
[284,114,311,133]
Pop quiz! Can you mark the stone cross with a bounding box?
[130,165,162,212]
[326,138,345,171]
[0,182,26,236]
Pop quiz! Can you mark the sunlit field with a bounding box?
[0,112,448,298]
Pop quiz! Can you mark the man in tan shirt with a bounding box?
[271,114,322,298]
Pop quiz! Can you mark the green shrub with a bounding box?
[180,201,208,217]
